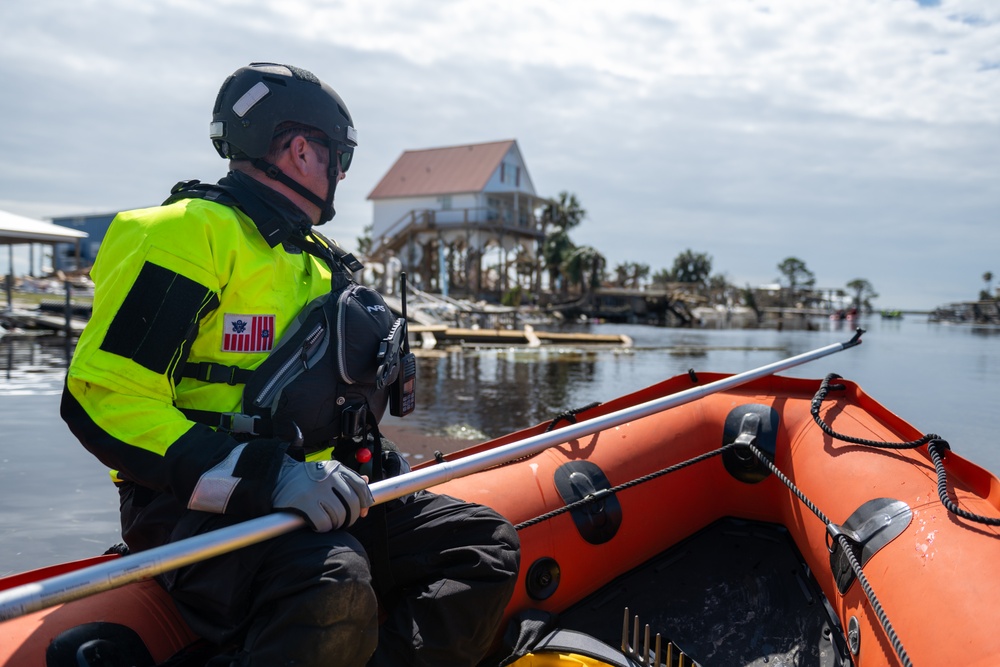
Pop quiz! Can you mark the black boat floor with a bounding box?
[554,517,853,667]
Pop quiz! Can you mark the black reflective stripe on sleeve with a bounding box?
[101,262,215,375]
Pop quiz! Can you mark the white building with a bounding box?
[367,140,549,298]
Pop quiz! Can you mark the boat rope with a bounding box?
[811,373,938,450]
[513,375,938,667]
[513,437,913,666]
[744,440,912,667]
[812,373,1000,526]
[513,444,735,532]
[512,371,1000,666]
[545,402,603,432]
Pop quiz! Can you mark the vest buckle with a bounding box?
[222,413,261,436]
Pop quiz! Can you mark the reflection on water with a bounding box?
[1,316,999,574]
[386,340,791,440]
[394,347,602,439]
[0,335,121,577]
[0,334,72,394]
[381,319,1000,475]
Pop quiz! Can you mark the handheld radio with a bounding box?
[389,273,416,417]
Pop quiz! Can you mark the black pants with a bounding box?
[123,488,520,667]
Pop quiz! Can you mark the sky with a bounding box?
[0,0,997,310]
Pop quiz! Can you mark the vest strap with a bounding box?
[180,408,265,437]
[183,361,255,386]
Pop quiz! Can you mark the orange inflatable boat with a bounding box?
[3,363,1000,666]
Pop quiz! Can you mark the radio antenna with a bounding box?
[399,272,410,353]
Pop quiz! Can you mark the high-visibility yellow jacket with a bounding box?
[62,190,333,518]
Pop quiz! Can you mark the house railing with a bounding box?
[372,207,543,254]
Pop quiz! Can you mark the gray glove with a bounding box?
[272,456,374,532]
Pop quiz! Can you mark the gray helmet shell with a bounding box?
[210,63,357,160]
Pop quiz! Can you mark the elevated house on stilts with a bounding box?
[366,140,548,301]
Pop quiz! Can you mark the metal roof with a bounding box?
[0,209,88,245]
[367,140,517,200]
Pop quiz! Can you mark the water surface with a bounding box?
[1,316,997,575]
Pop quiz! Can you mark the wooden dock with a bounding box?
[409,324,632,349]
[1,308,87,335]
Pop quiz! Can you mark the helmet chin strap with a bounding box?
[251,158,337,224]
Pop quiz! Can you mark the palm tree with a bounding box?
[669,250,713,285]
[777,257,816,305]
[613,261,650,289]
[982,271,994,300]
[563,246,606,296]
[846,278,878,313]
[541,191,586,233]
[542,230,575,295]
[538,192,586,293]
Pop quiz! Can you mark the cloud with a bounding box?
[0,0,997,309]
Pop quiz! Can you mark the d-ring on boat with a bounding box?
[2,331,999,666]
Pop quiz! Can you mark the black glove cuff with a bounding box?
[227,438,288,518]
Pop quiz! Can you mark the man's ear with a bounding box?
[284,135,312,177]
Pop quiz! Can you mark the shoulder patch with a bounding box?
[222,314,275,352]
[101,261,213,374]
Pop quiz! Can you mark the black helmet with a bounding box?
[210,63,357,160]
[210,63,357,224]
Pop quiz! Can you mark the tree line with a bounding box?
[539,191,879,313]
[357,189,992,313]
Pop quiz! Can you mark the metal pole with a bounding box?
[0,331,863,621]
[64,280,72,338]
[5,244,12,312]
[375,330,863,500]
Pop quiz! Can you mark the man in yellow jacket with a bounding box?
[62,62,519,667]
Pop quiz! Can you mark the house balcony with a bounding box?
[370,204,546,260]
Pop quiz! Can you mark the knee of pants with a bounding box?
[319,542,374,586]
[300,570,379,636]
[274,545,378,633]
[245,550,379,666]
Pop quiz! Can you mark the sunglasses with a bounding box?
[305,137,353,173]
